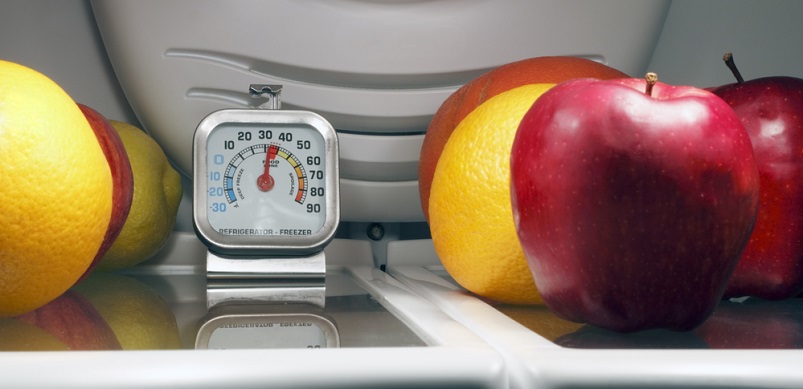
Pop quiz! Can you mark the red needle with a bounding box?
[257,144,278,191]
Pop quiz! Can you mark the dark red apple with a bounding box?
[510,74,760,332]
[16,290,122,350]
[77,104,134,280]
[708,53,803,300]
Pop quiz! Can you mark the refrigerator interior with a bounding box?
[1,0,802,388]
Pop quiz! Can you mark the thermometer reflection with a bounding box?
[196,303,340,350]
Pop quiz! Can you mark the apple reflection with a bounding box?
[694,297,803,349]
[0,272,180,351]
[554,297,803,349]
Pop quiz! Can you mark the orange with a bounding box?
[420,56,629,220]
[429,84,553,304]
[0,60,113,317]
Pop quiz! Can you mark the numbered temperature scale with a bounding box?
[208,131,327,232]
[193,85,339,259]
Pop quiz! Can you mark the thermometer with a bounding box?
[193,85,339,268]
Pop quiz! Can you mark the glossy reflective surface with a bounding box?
[1,270,425,351]
[499,297,803,349]
[6,262,803,352]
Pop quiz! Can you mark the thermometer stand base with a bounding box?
[205,250,326,310]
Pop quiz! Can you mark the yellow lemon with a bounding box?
[96,120,182,270]
[429,84,554,305]
[73,272,182,350]
[0,60,112,317]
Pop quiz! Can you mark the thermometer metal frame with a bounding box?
[193,108,340,257]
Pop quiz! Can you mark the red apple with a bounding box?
[15,290,122,350]
[708,53,803,300]
[77,104,134,280]
[510,74,760,332]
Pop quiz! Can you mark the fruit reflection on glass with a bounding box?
[555,325,708,349]
[694,298,803,349]
[72,273,182,350]
[495,304,583,341]
[511,74,759,332]
[0,273,181,351]
[708,53,803,300]
[7,291,121,351]
[0,319,69,351]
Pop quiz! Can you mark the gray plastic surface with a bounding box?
[91,0,671,222]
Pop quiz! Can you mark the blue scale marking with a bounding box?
[224,176,235,203]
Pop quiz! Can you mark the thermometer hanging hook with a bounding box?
[249,84,283,110]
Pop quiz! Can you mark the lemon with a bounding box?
[429,84,554,305]
[72,272,181,349]
[96,120,182,271]
[0,60,112,317]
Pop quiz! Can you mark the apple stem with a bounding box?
[723,52,745,83]
[645,72,658,96]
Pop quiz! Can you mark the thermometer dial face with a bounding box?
[193,109,339,256]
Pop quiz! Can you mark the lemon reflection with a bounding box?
[72,272,181,350]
